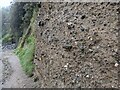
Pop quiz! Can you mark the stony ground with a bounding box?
[34,2,119,88]
[0,50,40,88]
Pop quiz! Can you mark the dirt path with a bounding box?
[0,51,40,88]
[0,56,3,90]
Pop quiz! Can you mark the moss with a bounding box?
[15,8,38,76]
[15,35,35,76]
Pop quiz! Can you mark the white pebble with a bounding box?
[96,46,99,49]
[75,42,77,45]
[71,37,74,40]
[114,63,119,67]
[64,63,69,68]
[112,85,114,88]
[90,37,93,41]
[114,49,118,52]
[86,75,89,78]
[89,49,93,52]
[67,22,72,25]
[64,65,67,68]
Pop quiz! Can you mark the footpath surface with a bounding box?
[0,51,40,89]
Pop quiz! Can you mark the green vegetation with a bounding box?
[10,2,37,45]
[2,1,38,76]
[2,34,12,44]
[15,35,35,76]
[15,9,38,76]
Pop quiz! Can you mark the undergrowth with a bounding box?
[15,8,38,76]
[15,35,35,76]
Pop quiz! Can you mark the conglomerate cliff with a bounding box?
[34,2,119,88]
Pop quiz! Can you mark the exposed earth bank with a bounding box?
[34,2,119,88]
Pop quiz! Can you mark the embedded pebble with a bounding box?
[114,63,119,67]
[86,75,90,78]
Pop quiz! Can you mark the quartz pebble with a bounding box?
[114,63,119,67]
[86,75,90,78]
[64,63,69,70]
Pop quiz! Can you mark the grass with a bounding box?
[15,35,35,76]
[15,8,38,76]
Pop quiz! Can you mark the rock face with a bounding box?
[34,2,119,88]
